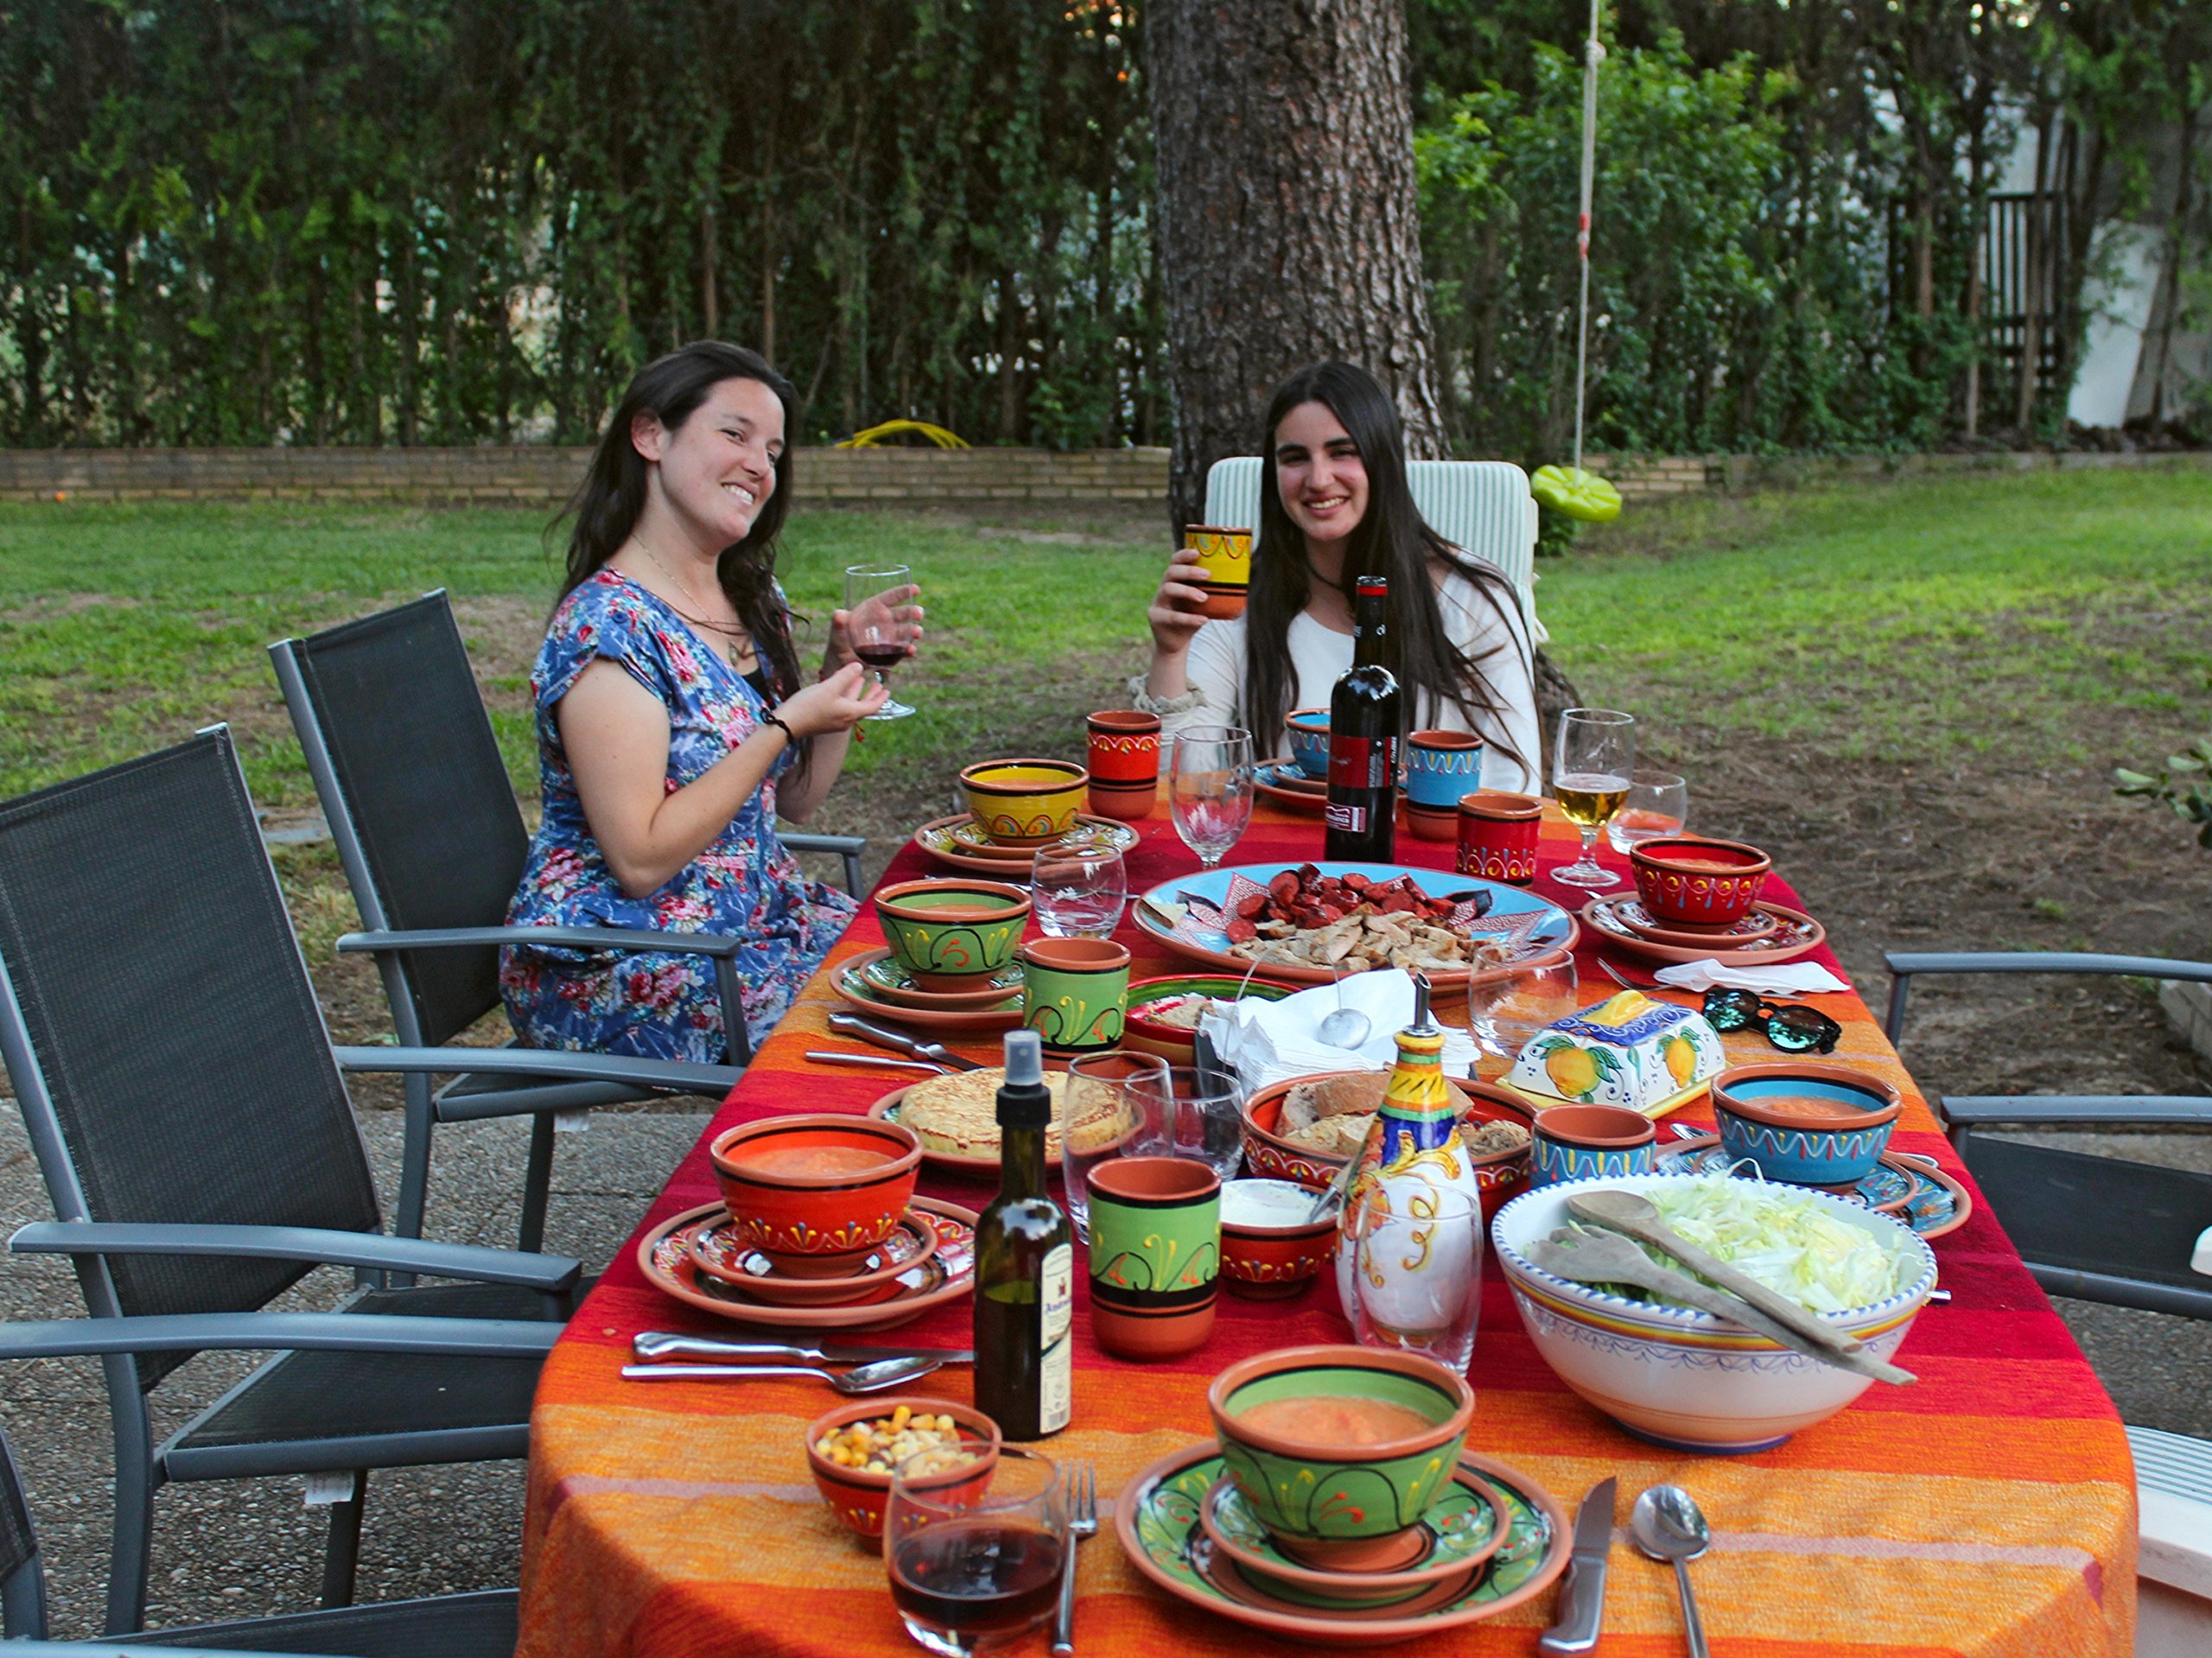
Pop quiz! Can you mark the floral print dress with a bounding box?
[499,569,856,1062]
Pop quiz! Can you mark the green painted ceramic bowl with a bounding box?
[959,758,1089,846]
[873,878,1032,993]
[1206,1344,1476,1572]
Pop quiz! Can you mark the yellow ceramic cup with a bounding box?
[1185,525,1254,588]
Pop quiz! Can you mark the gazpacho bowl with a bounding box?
[1492,1172,1936,1454]
[1712,1061,1904,1185]
[1284,708,1331,778]
[960,759,1088,846]
[873,877,1032,992]
[1206,1344,1476,1570]
[1239,1071,1533,1219]
[709,1114,921,1276]
[1629,835,1772,928]
[1219,1178,1338,1299]
[804,1397,1001,1542]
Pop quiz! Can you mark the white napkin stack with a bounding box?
[1198,969,1480,1098]
[1650,960,1852,994]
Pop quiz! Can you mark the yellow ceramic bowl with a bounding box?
[1185,524,1254,588]
[959,758,1089,847]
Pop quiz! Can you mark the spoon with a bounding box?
[1315,961,1372,1050]
[1630,1484,1711,1658]
[620,1355,944,1392]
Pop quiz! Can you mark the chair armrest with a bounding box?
[1940,1095,2212,1128]
[783,833,866,856]
[333,1045,738,1095]
[338,925,741,960]
[9,1221,581,1292]
[0,1311,561,1362]
[1885,951,2212,981]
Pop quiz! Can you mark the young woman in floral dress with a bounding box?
[500,341,918,1061]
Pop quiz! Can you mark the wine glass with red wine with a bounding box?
[886,1444,1065,1655]
[845,562,919,721]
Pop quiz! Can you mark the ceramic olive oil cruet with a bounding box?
[1334,973,1487,1322]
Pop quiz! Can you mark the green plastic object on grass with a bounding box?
[1532,464,1623,524]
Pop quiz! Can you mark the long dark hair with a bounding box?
[556,341,808,740]
[1244,361,1530,772]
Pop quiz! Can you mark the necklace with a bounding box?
[630,537,754,669]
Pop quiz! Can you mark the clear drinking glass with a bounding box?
[1347,1185,1483,1374]
[1059,1050,1173,1241]
[886,1443,1064,1656]
[1466,945,1580,1069]
[1031,833,1128,940]
[1168,725,1255,869]
[1128,1064,1243,1182]
[1552,708,1636,888]
[1607,769,1689,854]
[844,562,919,721]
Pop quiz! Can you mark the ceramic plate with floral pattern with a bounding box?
[1657,1133,1973,1238]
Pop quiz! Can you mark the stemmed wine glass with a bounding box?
[844,562,918,721]
[1168,726,1255,869]
[1552,708,1636,888]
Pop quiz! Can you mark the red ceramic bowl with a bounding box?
[1220,1178,1338,1299]
[1629,835,1773,928]
[1237,1072,1534,1220]
[804,1398,1001,1542]
[709,1114,921,1277]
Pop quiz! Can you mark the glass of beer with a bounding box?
[1552,708,1636,888]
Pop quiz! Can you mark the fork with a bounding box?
[1051,1460,1098,1658]
[1595,956,1663,990]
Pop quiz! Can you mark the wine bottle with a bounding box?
[971,1029,1073,1439]
[1324,576,1402,862]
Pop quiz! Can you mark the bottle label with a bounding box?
[1039,1242,1073,1433]
[1324,801,1368,833]
[1329,734,1396,790]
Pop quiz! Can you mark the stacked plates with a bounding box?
[830,947,1025,1037]
[1117,1441,1567,1643]
[1582,895,1827,967]
[637,1197,978,1330]
[910,813,1138,875]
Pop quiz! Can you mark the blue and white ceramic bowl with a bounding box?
[1285,708,1331,778]
[1492,1172,1936,1454]
[1711,1063,1904,1185]
[1403,730,1485,808]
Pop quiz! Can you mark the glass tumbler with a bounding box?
[1031,833,1128,940]
[1059,1050,1172,1242]
[885,1444,1064,1656]
[1347,1185,1483,1374]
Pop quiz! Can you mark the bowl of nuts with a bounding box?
[804,1397,1001,1541]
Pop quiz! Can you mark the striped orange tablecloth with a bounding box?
[515,804,2135,1658]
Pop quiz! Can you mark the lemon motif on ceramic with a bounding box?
[1662,1032,1697,1087]
[1544,1045,1600,1101]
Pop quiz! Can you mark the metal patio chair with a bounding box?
[0,1325,517,1655]
[270,591,865,1250]
[0,728,725,1634]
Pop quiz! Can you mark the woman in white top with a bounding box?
[1137,361,1540,791]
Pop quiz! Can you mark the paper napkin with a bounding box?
[1651,959,1853,994]
[1198,969,1480,1097]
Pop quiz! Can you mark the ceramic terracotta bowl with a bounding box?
[709,1114,921,1277]
[1193,581,1248,621]
[1219,1178,1337,1299]
[1401,800,1459,842]
[873,878,1032,992]
[1712,1061,1904,1185]
[1403,729,1485,809]
[804,1397,1001,1541]
[1085,1156,1220,1360]
[1124,974,1299,1065]
[1238,1072,1533,1220]
[1456,790,1543,885]
[1630,835,1772,929]
[959,758,1089,846]
[1284,708,1331,779]
[1185,524,1254,586]
[1529,1103,1657,1188]
[1206,1344,1476,1571]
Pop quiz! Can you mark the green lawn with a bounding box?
[0,467,2207,807]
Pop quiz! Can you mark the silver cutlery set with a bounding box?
[1539,1475,1714,1656]
[621,1331,975,1388]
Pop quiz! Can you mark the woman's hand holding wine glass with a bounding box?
[843,562,923,721]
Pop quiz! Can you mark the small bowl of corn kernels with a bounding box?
[803,1397,1002,1541]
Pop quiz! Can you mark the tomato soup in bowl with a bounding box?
[709,1114,922,1278]
[1712,1061,1904,1185]
[1205,1344,1476,1572]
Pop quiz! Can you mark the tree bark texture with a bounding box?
[1147,0,1446,535]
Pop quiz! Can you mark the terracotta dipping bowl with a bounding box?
[1124,974,1298,1066]
[1284,708,1331,779]
[1219,1178,1338,1299]
[1712,1061,1904,1185]
[959,758,1089,846]
[804,1397,1001,1542]
[1207,1344,1476,1571]
[709,1114,921,1277]
[1630,835,1772,928]
[873,877,1032,993]
[1238,1072,1534,1220]
[1400,801,1459,842]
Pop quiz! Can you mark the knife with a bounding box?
[827,1012,985,1072]
[1538,1475,1616,1654]
[633,1331,976,1366]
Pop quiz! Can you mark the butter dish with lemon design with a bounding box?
[1503,990,1724,1118]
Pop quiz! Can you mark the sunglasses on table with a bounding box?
[1700,988,1842,1054]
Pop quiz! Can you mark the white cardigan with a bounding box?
[1152,569,1541,794]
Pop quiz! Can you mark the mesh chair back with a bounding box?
[0,731,380,1348]
[277,593,530,1046]
[0,1425,37,1637]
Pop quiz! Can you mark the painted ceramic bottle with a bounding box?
[1334,975,1487,1321]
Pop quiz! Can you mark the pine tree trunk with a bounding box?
[1147,0,1446,532]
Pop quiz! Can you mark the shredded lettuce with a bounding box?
[1612,1174,1918,1315]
